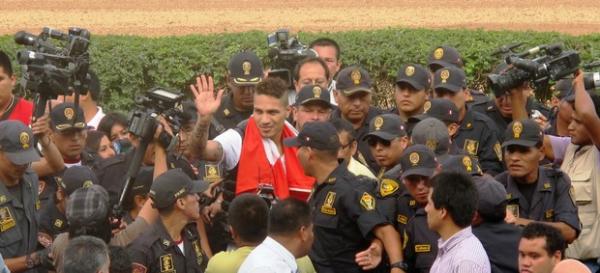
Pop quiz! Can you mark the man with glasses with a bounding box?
[290,57,330,106]
[330,118,376,179]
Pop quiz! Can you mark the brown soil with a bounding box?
[1,0,599,36]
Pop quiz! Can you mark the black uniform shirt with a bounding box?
[209,93,252,139]
[309,165,388,273]
[473,221,521,273]
[404,208,439,273]
[127,221,206,273]
[0,168,39,273]
[453,108,504,175]
[496,167,581,234]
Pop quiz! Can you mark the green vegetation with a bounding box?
[1,28,599,111]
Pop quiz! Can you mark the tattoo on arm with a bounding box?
[191,118,211,160]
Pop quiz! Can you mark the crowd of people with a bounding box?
[0,35,598,273]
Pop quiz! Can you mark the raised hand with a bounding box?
[189,74,224,117]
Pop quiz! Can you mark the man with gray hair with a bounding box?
[63,235,110,273]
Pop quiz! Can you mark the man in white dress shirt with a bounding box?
[238,198,314,273]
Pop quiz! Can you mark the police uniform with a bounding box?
[403,208,439,273]
[37,195,68,243]
[431,66,504,175]
[389,64,432,123]
[127,169,210,273]
[332,66,383,173]
[0,121,42,273]
[495,119,580,233]
[208,51,263,139]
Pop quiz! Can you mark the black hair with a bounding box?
[63,236,109,273]
[87,70,101,102]
[309,37,341,60]
[228,193,269,244]
[521,222,566,258]
[293,57,330,82]
[268,197,312,236]
[68,216,112,244]
[85,130,106,155]
[431,172,478,228]
[330,118,355,140]
[98,112,128,140]
[108,246,132,273]
[255,77,289,106]
[0,51,13,76]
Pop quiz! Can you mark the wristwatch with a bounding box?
[390,261,408,271]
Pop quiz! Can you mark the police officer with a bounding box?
[0,121,49,273]
[408,98,460,140]
[427,45,490,106]
[410,117,453,162]
[208,51,263,139]
[400,145,440,273]
[331,65,383,173]
[292,84,333,131]
[38,165,98,246]
[432,66,504,175]
[127,169,210,273]
[391,64,431,122]
[364,113,408,179]
[495,119,580,243]
[284,121,407,273]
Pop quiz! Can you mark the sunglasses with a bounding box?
[367,137,391,147]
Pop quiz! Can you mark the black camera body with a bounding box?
[266,29,318,88]
[15,27,91,101]
[487,44,581,97]
[129,87,185,147]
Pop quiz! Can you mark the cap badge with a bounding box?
[82,180,93,188]
[425,139,437,151]
[373,116,384,131]
[440,69,450,83]
[351,69,362,85]
[312,86,322,98]
[409,152,420,166]
[434,47,444,60]
[19,132,30,149]
[405,66,415,77]
[462,156,473,172]
[513,121,523,139]
[242,61,252,75]
[423,101,432,113]
[64,108,75,120]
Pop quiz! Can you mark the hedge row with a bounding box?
[1,28,599,112]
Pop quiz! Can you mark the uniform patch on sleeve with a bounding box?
[380,179,399,197]
[132,262,148,273]
[360,192,376,211]
[415,244,431,253]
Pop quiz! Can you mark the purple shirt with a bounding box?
[429,227,491,273]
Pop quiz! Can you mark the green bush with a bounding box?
[1,28,599,112]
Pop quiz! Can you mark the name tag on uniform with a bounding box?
[397,214,408,225]
[415,244,431,253]
[320,192,337,215]
[0,207,16,232]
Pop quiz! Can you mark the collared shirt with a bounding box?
[87,106,105,130]
[238,237,298,273]
[429,227,491,273]
[346,157,376,180]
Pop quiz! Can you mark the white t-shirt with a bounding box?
[238,236,298,273]
[87,106,105,130]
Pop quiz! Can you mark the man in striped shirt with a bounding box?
[425,172,491,273]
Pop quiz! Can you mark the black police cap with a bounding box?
[50,102,86,131]
[502,119,543,148]
[335,65,372,95]
[295,84,332,108]
[433,66,467,93]
[400,144,438,180]
[284,121,340,151]
[228,51,264,86]
[428,45,464,71]
[364,114,406,141]
[150,169,209,209]
[396,64,431,91]
[410,98,460,124]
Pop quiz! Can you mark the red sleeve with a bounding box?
[8,98,33,126]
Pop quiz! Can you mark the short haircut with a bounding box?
[87,70,101,102]
[0,51,13,76]
[228,193,269,244]
[330,118,354,137]
[269,197,312,236]
[310,37,341,60]
[85,130,106,155]
[431,172,478,228]
[63,235,110,273]
[293,57,330,82]
[97,112,128,139]
[521,222,566,258]
[255,77,289,106]
[108,246,132,273]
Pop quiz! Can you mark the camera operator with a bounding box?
[310,38,342,105]
[541,70,600,272]
[0,51,33,126]
[58,70,105,129]
[208,51,264,139]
